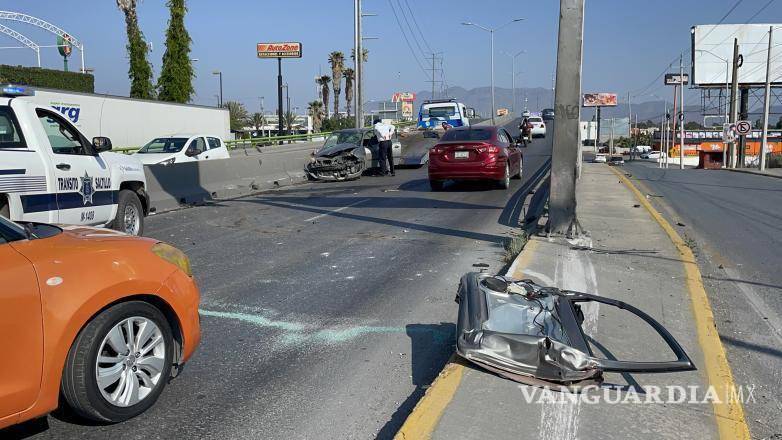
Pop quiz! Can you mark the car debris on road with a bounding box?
[455,273,695,388]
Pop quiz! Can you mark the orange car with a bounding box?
[0,216,200,429]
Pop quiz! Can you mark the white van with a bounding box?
[1,85,149,235]
[133,134,231,165]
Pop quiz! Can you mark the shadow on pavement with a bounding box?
[240,198,508,243]
[720,335,782,359]
[375,323,456,440]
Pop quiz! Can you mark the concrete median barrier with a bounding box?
[144,144,314,214]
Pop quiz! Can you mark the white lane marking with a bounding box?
[538,237,598,440]
[304,199,369,222]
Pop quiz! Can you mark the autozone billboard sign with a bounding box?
[257,42,302,58]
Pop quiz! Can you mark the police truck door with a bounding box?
[35,109,113,226]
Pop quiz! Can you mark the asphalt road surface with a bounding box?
[621,160,782,439]
[7,119,552,440]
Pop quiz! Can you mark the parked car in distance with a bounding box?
[641,151,662,159]
[428,126,522,191]
[528,116,547,138]
[633,145,652,155]
[134,134,230,166]
[0,215,200,429]
[541,109,555,120]
[609,156,625,165]
[593,154,608,163]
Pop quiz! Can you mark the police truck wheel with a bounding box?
[61,301,174,423]
[113,190,144,236]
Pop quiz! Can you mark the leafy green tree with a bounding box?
[157,0,194,102]
[776,116,782,129]
[116,0,154,99]
[224,101,248,132]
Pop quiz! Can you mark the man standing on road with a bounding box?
[373,118,396,176]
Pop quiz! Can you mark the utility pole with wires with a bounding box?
[679,54,685,169]
[426,52,444,100]
[760,26,774,172]
[627,91,633,160]
[729,38,740,168]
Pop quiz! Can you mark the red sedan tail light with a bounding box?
[476,144,500,154]
[431,145,446,155]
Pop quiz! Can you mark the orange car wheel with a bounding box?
[61,301,174,423]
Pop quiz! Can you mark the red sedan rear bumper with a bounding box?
[428,157,507,181]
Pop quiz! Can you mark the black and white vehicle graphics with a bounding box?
[0,86,149,235]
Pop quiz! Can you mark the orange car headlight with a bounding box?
[151,242,193,277]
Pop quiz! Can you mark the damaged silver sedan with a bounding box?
[455,273,695,387]
[306,128,401,181]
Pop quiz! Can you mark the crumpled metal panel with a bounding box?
[455,273,695,386]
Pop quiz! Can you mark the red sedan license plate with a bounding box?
[454,151,469,159]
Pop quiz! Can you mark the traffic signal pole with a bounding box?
[548,0,585,237]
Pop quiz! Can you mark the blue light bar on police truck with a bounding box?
[2,85,35,96]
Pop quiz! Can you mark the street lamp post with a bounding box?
[501,50,525,114]
[695,49,730,167]
[462,18,524,125]
[212,70,223,107]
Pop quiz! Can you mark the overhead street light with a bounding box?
[500,50,526,113]
[462,18,524,124]
[212,70,223,108]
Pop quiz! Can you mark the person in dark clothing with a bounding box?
[373,118,396,176]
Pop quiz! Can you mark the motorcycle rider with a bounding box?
[519,111,533,146]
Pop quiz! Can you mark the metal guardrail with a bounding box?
[110,120,418,155]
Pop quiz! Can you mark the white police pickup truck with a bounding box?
[0,85,149,235]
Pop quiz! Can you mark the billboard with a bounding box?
[582,93,617,107]
[392,92,416,102]
[256,42,302,58]
[691,24,781,87]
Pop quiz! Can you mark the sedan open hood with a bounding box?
[455,273,695,387]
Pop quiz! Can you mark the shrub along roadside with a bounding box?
[0,65,94,93]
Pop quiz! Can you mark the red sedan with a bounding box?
[428,126,523,191]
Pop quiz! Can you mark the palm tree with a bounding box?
[343,68,355,118]
[308,100,325,132]
[328,51,345,119]
[224,101,249,132]
[250,112,266,135]
[316,75,331,119]
[283,110,297,134]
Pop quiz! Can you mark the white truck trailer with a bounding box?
[28,87,230,148]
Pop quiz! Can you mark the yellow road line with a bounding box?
[609,166,750,440]
[394,239,540,440]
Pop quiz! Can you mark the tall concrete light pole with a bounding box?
[501,50,526,114]
[760,26,774,172]
[462,18,524,125]
[212,70,223,107]
[548,0,585,237]
[354,0,363,129]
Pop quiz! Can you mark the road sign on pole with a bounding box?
[735,120,752,135]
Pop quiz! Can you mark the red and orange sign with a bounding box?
[256,42,302,58]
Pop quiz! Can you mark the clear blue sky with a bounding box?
[1,0,780,111]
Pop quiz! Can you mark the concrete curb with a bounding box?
[609,165,751,440]
[393,236,541,440]
[724,167,782,179]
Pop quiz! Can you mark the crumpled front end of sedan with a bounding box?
[305,145,366,181]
